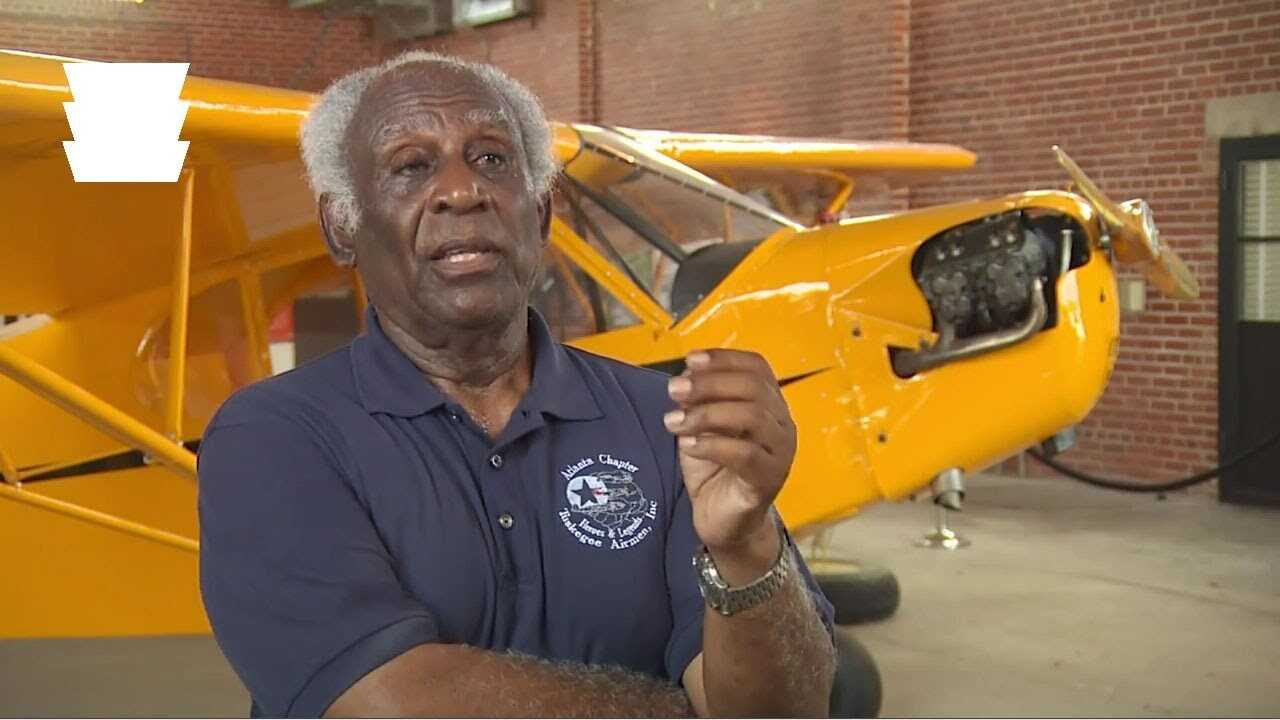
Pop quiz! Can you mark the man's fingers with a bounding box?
[685,348,776,379]
[677,435,781,494]
[664,401,783,449]
[668,369,774,405]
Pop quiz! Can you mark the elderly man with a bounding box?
[197,50,836,718]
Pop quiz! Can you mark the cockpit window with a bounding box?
[560,126,795,317]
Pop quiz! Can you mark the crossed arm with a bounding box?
[324,643,692,718]
[326,554,834,717]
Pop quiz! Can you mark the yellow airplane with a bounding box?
[0,49,1197,638]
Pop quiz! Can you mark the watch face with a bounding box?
[694,549,726,589]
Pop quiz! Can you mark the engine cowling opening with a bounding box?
[891,210,1089,377]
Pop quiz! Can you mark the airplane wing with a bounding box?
[621,128,977,176]
[0,48,317,316]
[617,128,976,219]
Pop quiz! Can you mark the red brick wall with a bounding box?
[0,0,381,90]
[582,0,908,214]
[403,0,584,121]
[5,0,1277,486]
[407,0,910,196]
[590,0,907,140]
[910,0,1280,484]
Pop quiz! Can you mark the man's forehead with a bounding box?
[371,108,513,142]
[358,63,515,141]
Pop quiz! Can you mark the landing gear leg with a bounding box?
[916,467,970,549]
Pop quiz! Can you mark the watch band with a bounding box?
[692,518,793,617]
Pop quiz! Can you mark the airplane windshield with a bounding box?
[558,125,796,317]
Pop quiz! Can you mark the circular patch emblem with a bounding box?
[557,454,658,550]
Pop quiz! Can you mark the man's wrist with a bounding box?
[705,512,785,587]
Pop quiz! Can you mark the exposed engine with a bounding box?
[893,210,1087,377]
[914,211,1065,340]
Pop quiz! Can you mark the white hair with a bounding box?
[299,50,558,234]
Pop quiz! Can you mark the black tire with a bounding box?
[808,560,901,625]
[829,632,883,718]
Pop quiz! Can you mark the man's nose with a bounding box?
[428,158,488,214]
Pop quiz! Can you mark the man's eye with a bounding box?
[396,160,428,175]
[476,152,507,167]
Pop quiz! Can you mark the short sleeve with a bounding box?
[197,397,438,717]
[663,478,837,684]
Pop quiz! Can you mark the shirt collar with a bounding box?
[351,305,603,422]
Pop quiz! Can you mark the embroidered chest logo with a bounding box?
[557,454,658,550]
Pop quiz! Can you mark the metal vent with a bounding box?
[288,0,441,9]
[287,0,452,39]
[373,0,452,40]
[287,0,531,38]
[453,0,532,27]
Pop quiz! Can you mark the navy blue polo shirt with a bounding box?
[197,306,834,717]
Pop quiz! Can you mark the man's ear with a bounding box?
[537,193,553,247]
[318,194,357,268]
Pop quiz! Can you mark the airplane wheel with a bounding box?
[808,560,900,625]
[829,631,883,718]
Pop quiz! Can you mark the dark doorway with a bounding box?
[1219,135,1280,506]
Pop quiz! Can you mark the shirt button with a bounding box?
[498,512,514,530]
[489,453,504,469]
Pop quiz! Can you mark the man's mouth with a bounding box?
[429,238,502,277]
[442,250,488,264]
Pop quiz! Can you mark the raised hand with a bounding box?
[663,349,797,583]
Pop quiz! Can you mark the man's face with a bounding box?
[338,62,548,333]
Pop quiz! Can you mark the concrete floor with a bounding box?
[1,473,1277,717]
[838,474,1280,717]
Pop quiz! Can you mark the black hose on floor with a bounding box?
[1026,426,1280,493]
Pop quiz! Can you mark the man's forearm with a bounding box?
[699,530,836,717]
[326,642,692,718]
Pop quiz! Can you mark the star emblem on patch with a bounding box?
[567,475,609,510]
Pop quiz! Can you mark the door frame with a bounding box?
[1218,134,1280,505]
